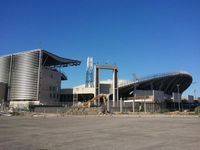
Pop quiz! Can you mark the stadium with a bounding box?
[61,59,193,105]
[0,49,197,109]
[119,71,193,99]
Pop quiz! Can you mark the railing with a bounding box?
[118,80,134,87]
[118,71,192,88]
[140,71,192,82]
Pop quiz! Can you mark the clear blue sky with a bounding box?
[0,0,199,97]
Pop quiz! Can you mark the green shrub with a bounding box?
[194,106,200,114]
[12,111,21,116]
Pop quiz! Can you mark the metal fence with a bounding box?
[106,100,167,113]
[29,100,200,114]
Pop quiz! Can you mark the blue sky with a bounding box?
[0,0,199,97]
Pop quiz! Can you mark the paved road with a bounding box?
[0,116,200,150]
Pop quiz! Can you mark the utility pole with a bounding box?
[134,84,138,97]
[177,84,180,111]
[194,89,196,100]
[132,73,139,98]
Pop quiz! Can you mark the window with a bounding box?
[49,86,51,91]
[53,93,55,98]
[60,95,63,100]
[49,93,52,99]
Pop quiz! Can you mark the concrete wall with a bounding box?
[172,92,182,102]
[60,88,94,102]
[60,83,112,103]
[73,87,94,94]
[39,67,61,104]
[9,101,40,109]
[100,83,112,94]
[153,90,164,102]
[125,90,165,102]
[0,82,7,103]
[135,90,153,97]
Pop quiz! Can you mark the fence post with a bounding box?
[132,100,135,112]
[144,101,147,113]
[107,97,110,112]
[120,98,123,113]
[1,99,4,111]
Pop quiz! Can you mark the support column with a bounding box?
[94,66,100,105]
[7,55,13,101]
[144,100,147,113]
[113,69,118,107]
[120,98,123,113]
[106,96,110,112]
[37,50,42,101]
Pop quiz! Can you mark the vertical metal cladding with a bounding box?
[9,51,40,101]
[0,55,11,84]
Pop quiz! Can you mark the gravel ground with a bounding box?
[0,115,200,150]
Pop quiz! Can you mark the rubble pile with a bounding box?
[66,107,105,115]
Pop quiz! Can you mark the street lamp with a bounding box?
[177,84,180,111]
[134,84,138,98]
[194,89,196,100]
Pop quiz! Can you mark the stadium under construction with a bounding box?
[0,49,199,111]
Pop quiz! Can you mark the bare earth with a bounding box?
[0,115,200,150]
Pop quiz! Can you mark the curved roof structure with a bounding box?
[0,49,81,67]
[42,50,81,67]
[119,71,193,96]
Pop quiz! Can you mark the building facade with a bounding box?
[0,49,80,108]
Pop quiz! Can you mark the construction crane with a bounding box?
[82,94,107,108]
[132,73,140,82]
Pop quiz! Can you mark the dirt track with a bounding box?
[0,115,200,150]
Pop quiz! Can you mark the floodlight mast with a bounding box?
[85,57,94,88]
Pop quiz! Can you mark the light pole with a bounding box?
[194,89,196,100]
[134,84,137,97]
[177,84,180,111]
[133,83,138,113]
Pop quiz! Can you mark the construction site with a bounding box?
[0,49,200,150]
[0,49,200,116]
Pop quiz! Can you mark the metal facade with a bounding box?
[0,55,11,83]
[0,49,81,103]
[9,51,40,101]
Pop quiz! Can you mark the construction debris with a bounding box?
[66,107,106,115]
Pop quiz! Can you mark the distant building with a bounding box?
[198,97,200,103]
[188,95,194,103]
[61,71,193,104]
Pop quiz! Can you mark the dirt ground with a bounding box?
[0,115,200,150]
